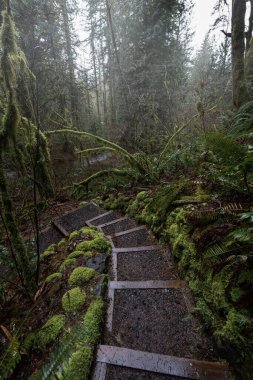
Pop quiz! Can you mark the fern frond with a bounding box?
[221,203,244,214]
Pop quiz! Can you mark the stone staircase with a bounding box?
[47,202,232,380]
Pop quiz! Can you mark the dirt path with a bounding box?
[41,202,232,380]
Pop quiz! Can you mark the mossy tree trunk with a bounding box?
[0,152,36,293]
[0,5,37,294]
[232,0,247,107]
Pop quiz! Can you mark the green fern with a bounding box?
[0,338,21,380]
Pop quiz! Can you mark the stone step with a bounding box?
[86,210,119,226]
[109,280,185,290]
[58,202,104,233]
[112,245,160,253]
[110,226,155,248]
[39,226,63,253]
[106,286,217,361]
[93,345,231,380]
[115,248,179,281]
[100,217,137,235]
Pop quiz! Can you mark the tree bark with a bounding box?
[60,0,78,127]
[246,0,253,52]
[232,0,247,107]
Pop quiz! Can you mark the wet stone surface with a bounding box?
[112,228,155,248]
[117,250,179,281]
[102,218,137,235]
[86,253,107,273]
[90,212,120,226]
[105,365,187,380]
[109,289,217,361]
[58,204,105,233]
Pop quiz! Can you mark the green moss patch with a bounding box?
[68,267,96,286]
[40,244,56,261]
[61,347,93,380]
[68,250,93,259]
[60,258,77,271]
[75,237,110,254]
[37,315,66,349]
[60,298,104,380]
[45,272,62,284]
[62,287,86,313]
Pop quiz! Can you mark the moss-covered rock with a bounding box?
[69,231,80,240]
[59,298,104,380]
[37,315,66,349]
[45,272,62,284]
[104,193,131,212]
[68,250,93,259]
[62,287,86,313]
[60,258,77,271]
[61,347,93,380]
[165,208,197,273]
[75,237,110,255]
[40,244,56,261]
[67,228,111,256]
[82,297,104,343]
[68,267,96,286]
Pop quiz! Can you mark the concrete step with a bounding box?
[106,284,217,361]
[100,217,137,235]
[110,226,155,248]
[57,202,104,233]
[93,345,231,380]
[86,210,119,226]
[115,248,179,281]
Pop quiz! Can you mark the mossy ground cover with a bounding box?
[0,226,110,380]
[102,184,253,378]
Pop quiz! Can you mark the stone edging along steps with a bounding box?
[43,202,232,380]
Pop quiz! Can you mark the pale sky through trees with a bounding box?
[76,0,218,65]
[191,0,216,49]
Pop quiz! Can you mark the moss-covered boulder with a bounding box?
[37,315,66,349]
[45,272,62,284]
[62,287,86,313]
[40,244,56,261]
[68,250,93,259]
[60,258,77,271]
[61,347,93,380]
[60,298,104,380]
[68,267,96,286]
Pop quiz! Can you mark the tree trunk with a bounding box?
[246,0,253,52]
[232,0,247,107]
[90,20,101,123]
[60,0,78,127]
